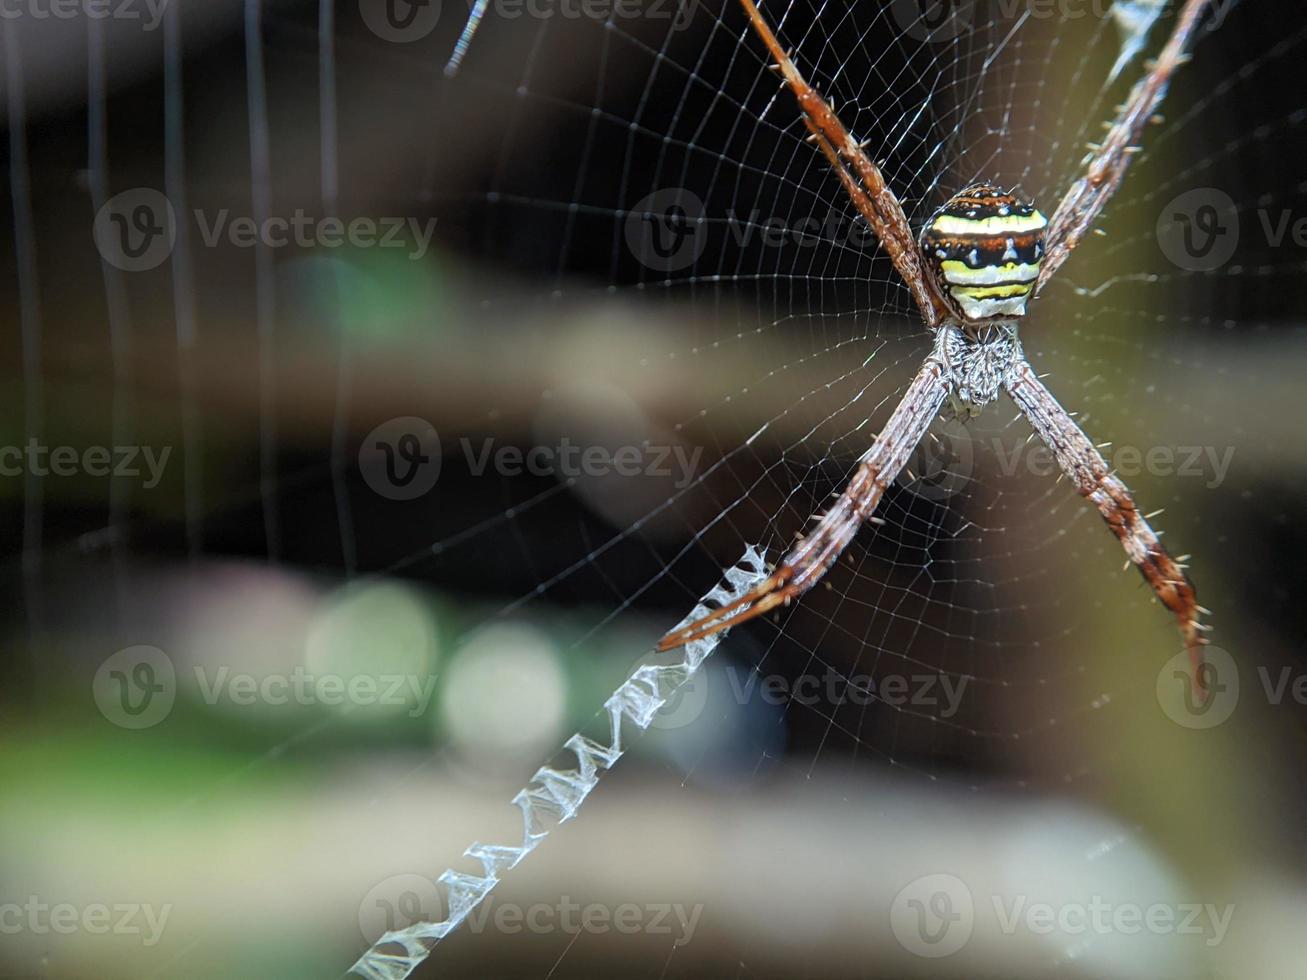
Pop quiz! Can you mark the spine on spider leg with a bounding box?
[1036,0,1214,292]
[1004,361,1208,697]
[655,341,952,651]
[786,349,951,593]
[348,546,770,980]
[653,342,951,655]
[736,0,946,326]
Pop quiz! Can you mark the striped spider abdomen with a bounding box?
[921,183,1047,323]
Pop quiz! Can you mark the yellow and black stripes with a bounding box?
[920,184,1047,322]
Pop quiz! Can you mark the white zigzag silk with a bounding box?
[349,545,769,980]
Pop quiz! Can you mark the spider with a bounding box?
[659,0,1214,697]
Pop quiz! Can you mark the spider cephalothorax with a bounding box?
[941,322,1021,416]
[920,183,1047,323]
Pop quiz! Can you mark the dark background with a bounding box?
[1,0,1304,977]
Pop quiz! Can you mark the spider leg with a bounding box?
[1005,357,1208,698]
[1038,0,1214,290]
[737,0,948,327]
[658,340,951,652]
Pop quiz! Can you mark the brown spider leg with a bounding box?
[1037,0,1214,290]
[658,346,951,652]
[738,0,949,327]
[1006,358,1208,699]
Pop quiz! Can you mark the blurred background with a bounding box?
[1,0,1305,977]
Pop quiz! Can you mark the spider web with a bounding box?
[2,1,1306,978]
